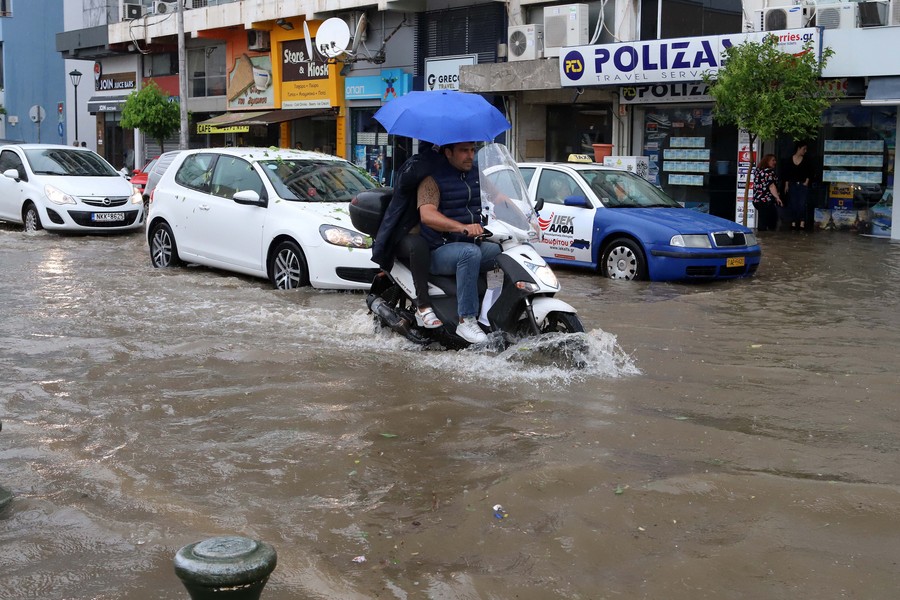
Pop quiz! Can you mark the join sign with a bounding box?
[561,29,820,87]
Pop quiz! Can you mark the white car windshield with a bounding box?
[24,149,120,177]
[576,169,682,209]
[260,159,377,202]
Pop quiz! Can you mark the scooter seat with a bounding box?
[427,272,488,298]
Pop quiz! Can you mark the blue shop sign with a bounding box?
[345,70,412,101]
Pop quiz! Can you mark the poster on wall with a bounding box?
[736,130,757,227]
[227,53,274,110]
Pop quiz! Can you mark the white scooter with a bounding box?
[351,143,583,349]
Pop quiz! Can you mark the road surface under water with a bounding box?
[1,225,899,599]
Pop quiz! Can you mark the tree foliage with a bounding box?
[121,82,180,152]
[702,36,837,223]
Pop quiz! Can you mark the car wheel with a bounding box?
[23,203,43,232]
[602,238,647,280]
[540,311,585,334]
[269,240,309,289]
[149,222,182,268]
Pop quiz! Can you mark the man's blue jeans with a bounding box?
[430,241,502,319]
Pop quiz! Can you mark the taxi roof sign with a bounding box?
[567,153,594,163]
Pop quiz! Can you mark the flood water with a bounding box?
[1,224,899,599]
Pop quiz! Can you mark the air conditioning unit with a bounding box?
[507,24,544,62]
[755,6,805,31]
[153,1,175,15]
[123,3,142,20]
[543,4,589,58]
[815,2,858,29]
[247,30,271,52]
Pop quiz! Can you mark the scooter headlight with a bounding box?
[319,225,372,249]
[523,261,559,289]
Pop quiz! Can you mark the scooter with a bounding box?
[351,143,583,349]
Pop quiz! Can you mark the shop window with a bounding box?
[417,4,505,73]
[188,46,227,98]
[640,0,742,40]
[144,53,178,77]
[813,104,896,234]
[546,105,612,163]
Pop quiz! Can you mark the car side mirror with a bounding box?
[534,198,545,213]
[233,189,265,207]
[2,168,20,182]
[563,195,591,208]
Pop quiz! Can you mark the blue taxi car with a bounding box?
[511,161,761,281]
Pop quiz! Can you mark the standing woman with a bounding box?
[753,154,783,232]
[782,141,813,231]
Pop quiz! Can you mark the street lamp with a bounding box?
[69,69,82,144]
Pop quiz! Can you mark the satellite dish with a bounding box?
[316,17,351,59]
[303,21,314,61]
[350,13,367,55]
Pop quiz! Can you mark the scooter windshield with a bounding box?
[477,143,539,239]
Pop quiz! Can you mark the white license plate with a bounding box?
[92,212,126,222]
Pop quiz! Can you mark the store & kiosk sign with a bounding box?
[561,29,819,87]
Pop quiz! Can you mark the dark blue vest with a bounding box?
[419,160,482,249]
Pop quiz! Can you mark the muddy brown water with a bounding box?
[1,225,899,599]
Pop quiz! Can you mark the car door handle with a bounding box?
[199,204,210,211]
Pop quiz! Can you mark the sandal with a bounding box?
[415,307,442,329]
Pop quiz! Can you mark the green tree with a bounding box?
[702,36,837,225]
[121,81,181,152]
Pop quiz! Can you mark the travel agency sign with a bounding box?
[560,29,820,87]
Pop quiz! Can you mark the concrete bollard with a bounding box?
[174,536,277,600]
[0,420,10,513]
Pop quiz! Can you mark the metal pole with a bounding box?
[177,0,189,149]
[73,84,79,143]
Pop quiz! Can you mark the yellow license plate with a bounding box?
[726,257,745,268]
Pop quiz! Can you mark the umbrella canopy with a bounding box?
[374,90,511,146]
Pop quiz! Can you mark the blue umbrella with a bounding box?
[374,90,510,146]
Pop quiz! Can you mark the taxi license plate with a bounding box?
[92,212,125,222]
[726,257,745,268]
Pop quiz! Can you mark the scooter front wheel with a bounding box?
[539,311,584,334]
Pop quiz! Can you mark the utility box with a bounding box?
[603,156,651,181]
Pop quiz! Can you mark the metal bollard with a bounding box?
[0,420,10,513]
[174,536,277,600]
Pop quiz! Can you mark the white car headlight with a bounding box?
[44,184,77,206]
[743,232,758,246]
[319,225,372,249]
[131,188,143,205]
[670,234,711,248]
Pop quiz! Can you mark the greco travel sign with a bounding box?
[561,29,820,87]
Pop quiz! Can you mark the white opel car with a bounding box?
[147,147,380,290]
[0,144,144,232]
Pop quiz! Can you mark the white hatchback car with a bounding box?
[0,144,144,232]
[147,147,380,290]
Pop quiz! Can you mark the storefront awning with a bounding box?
[196,108,336,129]
[87,94,130,113]
[861,76,900,106]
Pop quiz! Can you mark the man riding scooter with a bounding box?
[416,141,502,344]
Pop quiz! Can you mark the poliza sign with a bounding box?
[560,29,820,87]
